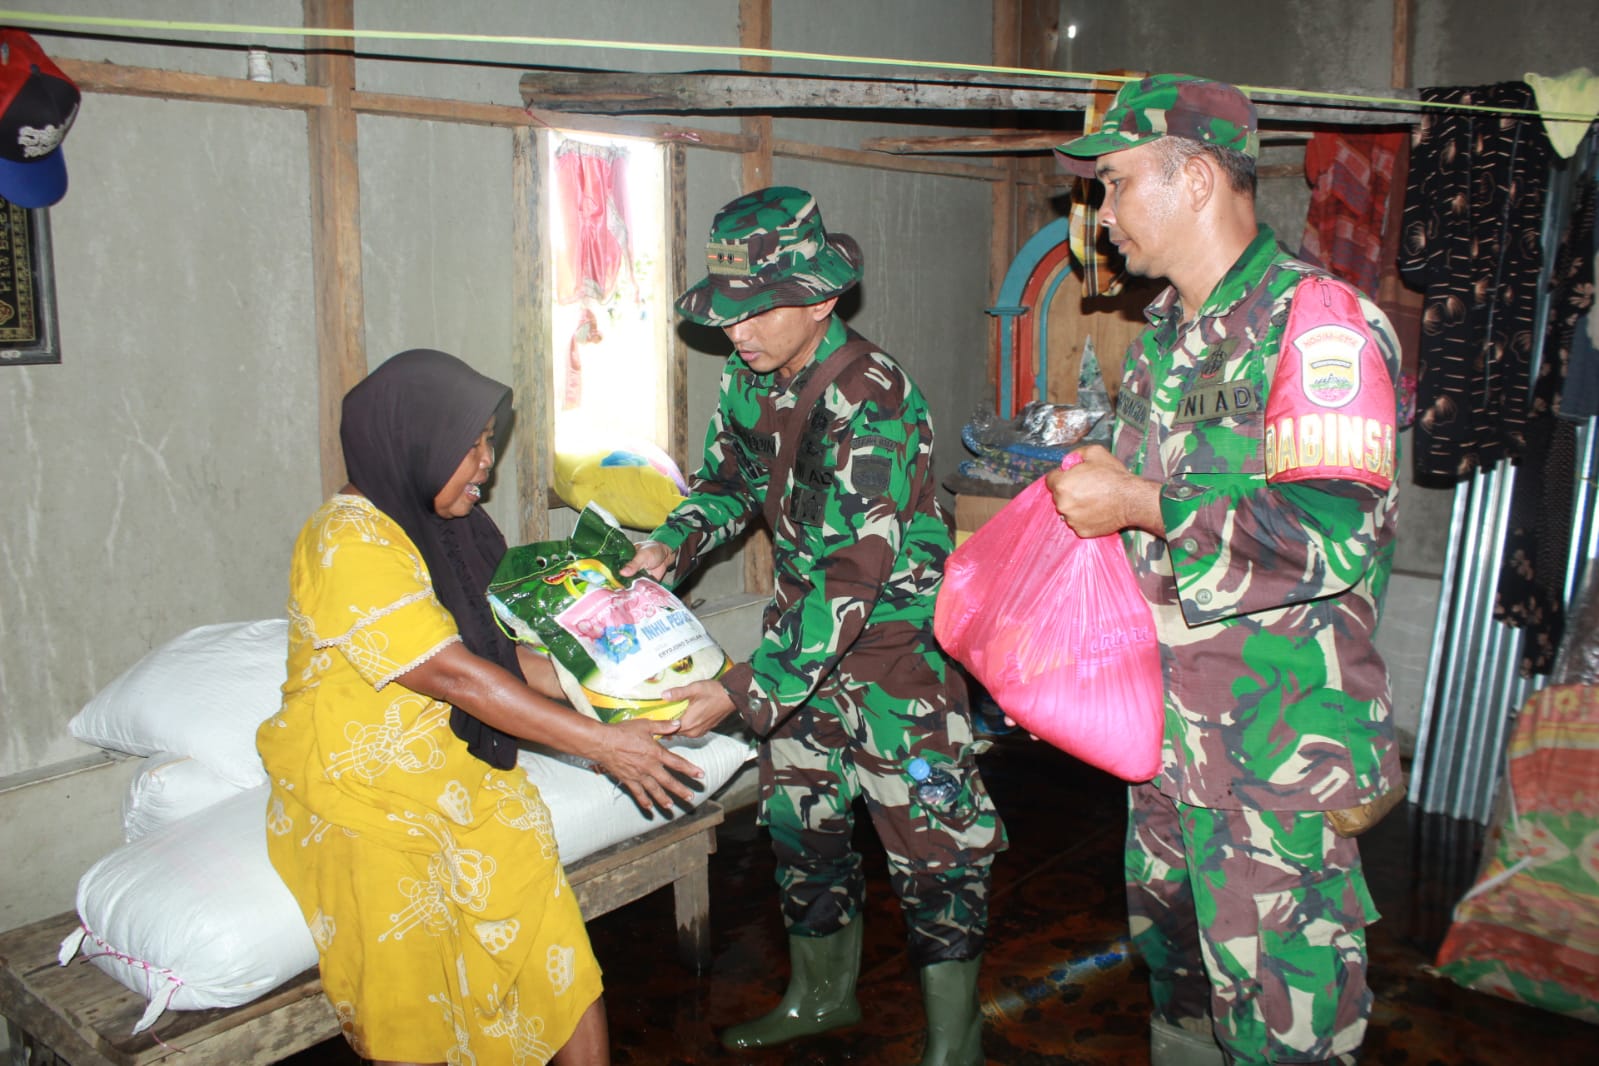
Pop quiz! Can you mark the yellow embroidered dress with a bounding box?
[257,494,601,1064]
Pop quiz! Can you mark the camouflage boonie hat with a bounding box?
[675,186,862,327]
[1055,73,1259,178]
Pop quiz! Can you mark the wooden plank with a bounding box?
[53,56,753,151]
[565,802,723,888]
[735,0,778,602]
[519,69,1099,114]
[1392,0,1413,90]
[867,130,1068,154]
[357,89,755,151]
[738,0,774,191]
[56,58,327,110]
[668,144,691,472]
[518,70,1423,127]
[511,126,553,545]
[990,0,1021,397]
[1,804,726,1064]
[304,0,366,498]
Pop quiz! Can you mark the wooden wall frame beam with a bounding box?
[303,0,366,497]
[511,126,553,544]
[59,58,756,149]
[990,0,1020,399]
[738,0,775,598]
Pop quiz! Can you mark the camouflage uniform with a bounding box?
[1112,224,1404,1063]
[649,312,1006,964]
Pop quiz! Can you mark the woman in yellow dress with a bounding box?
[257,349,701,1066]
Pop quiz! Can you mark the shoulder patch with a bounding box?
[1263,276,1396,490]
[853,454,892,496]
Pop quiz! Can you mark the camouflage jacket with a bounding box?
[650,316,953,735]
[1113,225,1404,811]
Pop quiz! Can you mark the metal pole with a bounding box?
[1411,475,1471,806]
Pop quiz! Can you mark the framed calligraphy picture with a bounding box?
[0,197,59,366]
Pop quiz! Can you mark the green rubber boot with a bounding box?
[721,920,864,1051]
[917,956,984,1066]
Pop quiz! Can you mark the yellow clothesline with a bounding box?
[1,8,1596,124]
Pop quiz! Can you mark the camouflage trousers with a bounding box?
[1126,782,1378,1065]
[758,633,1007,967]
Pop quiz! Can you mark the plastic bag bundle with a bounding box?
[1552,565,1599,687]
[959,400,1109,485]
[488,504,728,722]
[552,436,689,532]
[934,453,1164,781]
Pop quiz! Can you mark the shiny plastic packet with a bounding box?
[487,504,728,722]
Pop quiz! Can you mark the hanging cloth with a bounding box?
[1067,73,1135,298]
[562,306,602,411]
[553,139,637,305]
[1495,139,1597,674]
[1298,131,1405,299]
[1399,82,1553,486]
[1525,67,1599,160]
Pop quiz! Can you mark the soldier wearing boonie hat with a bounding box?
[1045,76,1404,1066]
[674,186,863,327]
[629,186,1006,1065]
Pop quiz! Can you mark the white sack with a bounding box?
[61,785,316,1033]
[70,619,289,788]
[122,753,247,842]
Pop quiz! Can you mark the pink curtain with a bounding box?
[554,140,637,306]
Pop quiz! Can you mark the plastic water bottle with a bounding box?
[907,757,960,808]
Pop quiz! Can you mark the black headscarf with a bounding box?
[340,348,522,769]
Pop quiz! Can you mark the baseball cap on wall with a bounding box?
[0,28,80,208]
[1056,73,1258,179]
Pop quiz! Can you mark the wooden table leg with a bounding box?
[672,859,712,974]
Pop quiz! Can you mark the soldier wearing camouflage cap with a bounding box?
[1048,76,1403,1066]
[626,186,1005,1066]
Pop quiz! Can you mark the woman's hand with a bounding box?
[620,540,674,582]
[659,680,736,738]
[591,717,705,814]
[398,642,704,814]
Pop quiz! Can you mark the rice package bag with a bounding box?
[488,503,728,722]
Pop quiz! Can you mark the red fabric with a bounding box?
[554,141,636,306]
[1299,132,1404,299]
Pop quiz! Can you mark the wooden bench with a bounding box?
[0,801,723,1066]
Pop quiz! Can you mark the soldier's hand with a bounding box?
[621,539,674,582]
[1046,445,1166,538]
[662,679,736,738]
[591,716,704,815]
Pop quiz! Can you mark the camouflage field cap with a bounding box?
[1055,73,1259,178]
[675,186,862,327]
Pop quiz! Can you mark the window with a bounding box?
[545,130,675,460]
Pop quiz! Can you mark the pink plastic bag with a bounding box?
[935,453,1164,781]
